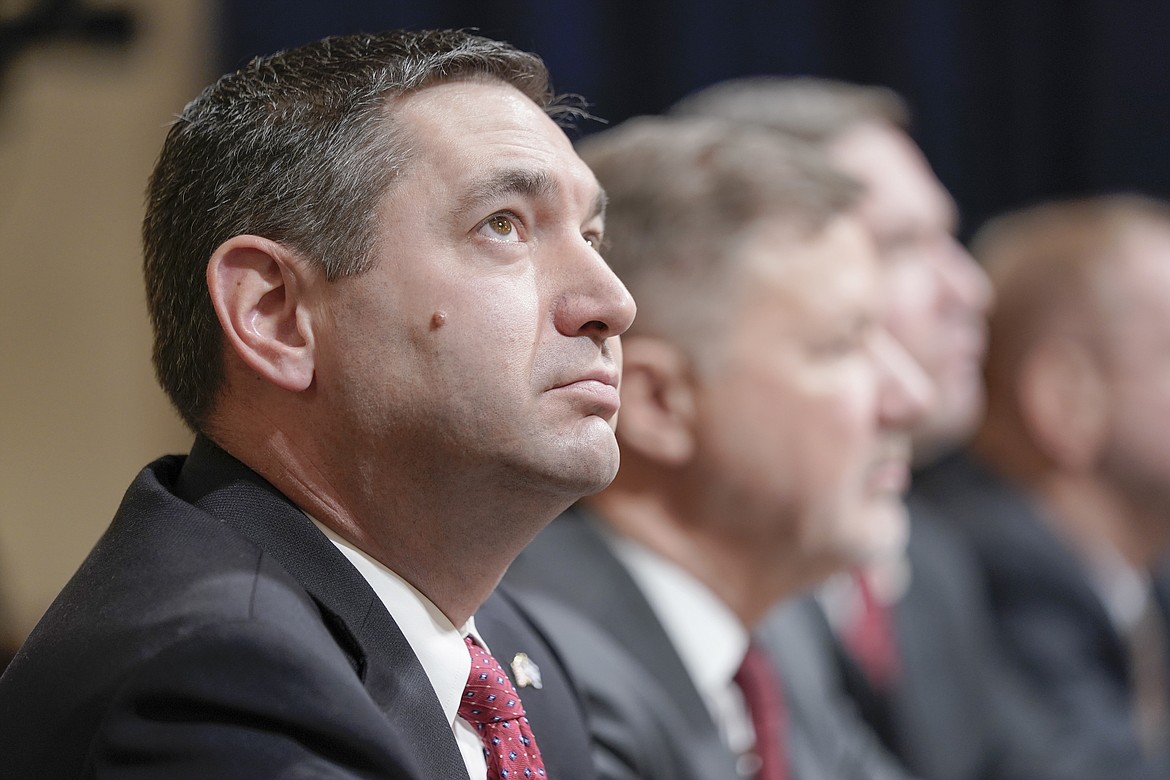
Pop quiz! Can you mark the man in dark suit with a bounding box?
[0,29,634,778]
[915,195,1170,776]
[671,78,1076,780]
[507,116,929,779]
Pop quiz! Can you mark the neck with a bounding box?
[971,410,1048,485]
[1038,472,1170,571]
[589,480,829,628]
[212,416,570,626]
[973,411,1170,572]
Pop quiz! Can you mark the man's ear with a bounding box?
[206,235,316,393]
[1018,335,1108,471]
[616,336,699,467]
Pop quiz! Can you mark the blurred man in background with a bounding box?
[672,78,1068,780]
[916,195,1170,774]
[674,77,990,467]
[508,114,928,779]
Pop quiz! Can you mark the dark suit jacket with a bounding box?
[0,437,593,779]
[509,588,732,780]
[505,506,915,780]
[913,450,1170,779]
[755,598,920,780]
[780,500,1073,780]
[476,588,597,780]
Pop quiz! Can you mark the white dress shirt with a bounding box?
[312,520,489,780]
[1082,542,1151,635]
[605,530,756,758]
[1080,540,1170,753]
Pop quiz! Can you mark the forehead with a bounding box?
[827,122,957,236]
[389,79,600,210]
[735,214,879,324]
[1107,224,1170,335]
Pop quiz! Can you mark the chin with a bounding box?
[849,503,911,565]
[531,429,621,498]
[935,384,985,443]
[577,439,622,495]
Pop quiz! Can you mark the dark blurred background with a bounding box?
[218,0,1170,241]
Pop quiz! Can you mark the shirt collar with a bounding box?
[309,519,485,731]
[1081,540,1152,633]
[605,529,749,714]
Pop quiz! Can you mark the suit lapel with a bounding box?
[175,437,470,780]
[477,587,597,780]
[513,508,718,733]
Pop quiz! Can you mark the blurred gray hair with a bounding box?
[669,76,909,144]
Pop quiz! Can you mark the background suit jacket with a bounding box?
[755,598,921,780]
[505,505,915,780]
[509,588,734,780]
[0,437,593,779]
[913,450,1170,779]
[774,500,1079,780]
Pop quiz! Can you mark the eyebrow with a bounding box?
[590,187,608,223]
[456,168,607,223]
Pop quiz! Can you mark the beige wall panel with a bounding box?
[0,0,212,644]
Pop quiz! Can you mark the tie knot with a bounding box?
[843,569,900,690]
[460,636,527,726]
[734,643,778,700]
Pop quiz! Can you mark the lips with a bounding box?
[868,436,912,494]
[549,369,621,417]
[868,457,910,495]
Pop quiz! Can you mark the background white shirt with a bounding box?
[312,519,490,780]
[606,530,756,759]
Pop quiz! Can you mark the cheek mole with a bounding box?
[430,310,448,330]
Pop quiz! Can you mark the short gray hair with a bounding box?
[144,29,575,431]
[669,76,909,143]
[578,115,860,356]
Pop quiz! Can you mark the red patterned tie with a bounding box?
[734,643,790,780]
[460,636,548,780]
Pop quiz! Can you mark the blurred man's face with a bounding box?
[828,122,992,464]
[693,215,930,570]
[313,80,636,505]
[1099,224,1170,522]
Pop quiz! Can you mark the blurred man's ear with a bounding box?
[1018,335,1108,471]
[614,336,698,467]
[206,235,317,394]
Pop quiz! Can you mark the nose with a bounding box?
[870,327,934,430]
[552,241,637,344]
[938,237,993,316]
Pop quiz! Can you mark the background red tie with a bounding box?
[842,569,901,691]
[460,637,547,780]
[734,643,790,780]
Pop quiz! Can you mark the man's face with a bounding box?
[694,216,928,568]
[1099,225,1170,519]
[828,122,992,462]
[313,80,635,502]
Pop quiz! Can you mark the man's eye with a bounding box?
[478,213,521,242]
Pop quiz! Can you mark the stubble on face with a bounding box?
[692,217,909,575]
[314,80,630,513]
